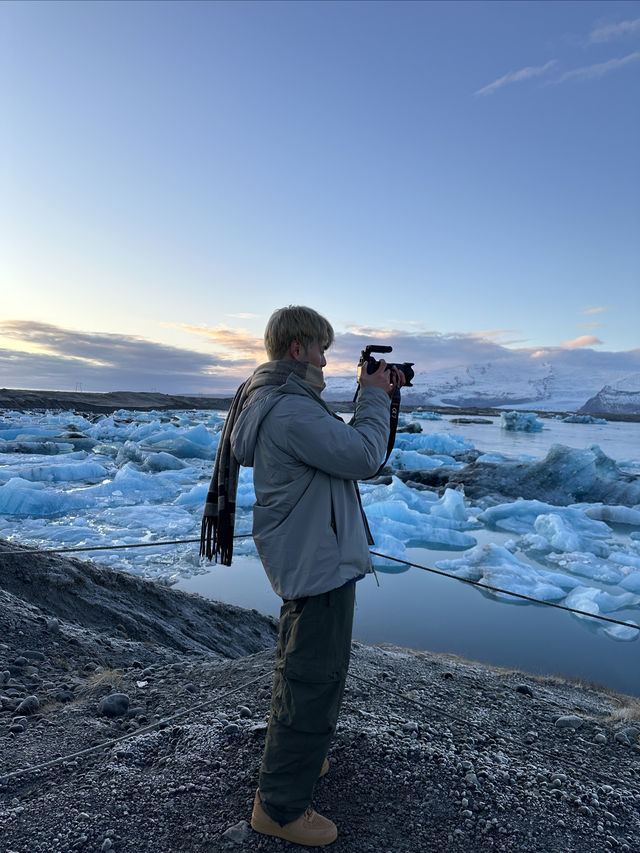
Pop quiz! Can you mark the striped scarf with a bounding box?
[199,360,325,565]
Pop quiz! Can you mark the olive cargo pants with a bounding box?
[258,582,356,824]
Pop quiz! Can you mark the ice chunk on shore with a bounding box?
[500,411,543,432]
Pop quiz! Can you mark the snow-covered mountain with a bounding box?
[580,373,640,415]
[325,358,640,413]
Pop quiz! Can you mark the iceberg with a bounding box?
[479,499,611,539]
[500,411,543,432]
[562,415,607,424]
[409,410,442,420]
[533,513,611,557]
[394,432,474,454]
[583,505,640,526]
[435,544,567,603]
[453,444,640,506]
[360,476,439,512]
[389,449,457,471]
[365,501,477,550]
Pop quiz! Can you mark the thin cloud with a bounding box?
[590,18,640,44]
[180,324,265,362]
[583,306,610,315]
[577,322,603,332]
[475,60,557,96]
[557,52,640,84]
[561,334,603,350]
[226,313,261,320]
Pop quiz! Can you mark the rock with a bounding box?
[614,727,639,746]
[238,705,252,719]
[15,695,40,715]
[594,733,607,744]
[55,688,75,703]
[99,693,130,718]
[402,721,419,732]
[555,715,584,730]
[13,656,28,666]
[21,650,46,662]
[223,723,240,735]
[516,685,534,697]
[222,820,250,844]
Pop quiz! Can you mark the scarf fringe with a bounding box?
[200,513,235,566]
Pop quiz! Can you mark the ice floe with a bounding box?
[500,411,543,431]
[0,408,638,644]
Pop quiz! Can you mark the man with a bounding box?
[202,305,401,846]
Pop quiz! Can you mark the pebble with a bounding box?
[595,733,608,744]
[238,705,253,719]
[555,715,584,729]
[222,820,250,844]
[223,723,240,735]
[516,684,534,697]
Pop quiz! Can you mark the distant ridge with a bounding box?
[0,388,234,413]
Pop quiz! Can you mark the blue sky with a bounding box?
[1,0,639,393]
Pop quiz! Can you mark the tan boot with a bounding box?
[319,757,329,778]
[251,790,338,846]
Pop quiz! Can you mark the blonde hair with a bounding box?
[264,305,335,360]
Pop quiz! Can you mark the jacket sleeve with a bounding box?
[275,386,390,480]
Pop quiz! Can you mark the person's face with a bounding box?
[298,339,328,368]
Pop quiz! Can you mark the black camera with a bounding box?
[359,345,414,387]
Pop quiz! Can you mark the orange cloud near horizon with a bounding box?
[562,334,603,349]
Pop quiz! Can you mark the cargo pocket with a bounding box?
[272,587,354,734]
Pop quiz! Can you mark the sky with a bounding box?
[1,0,639,394]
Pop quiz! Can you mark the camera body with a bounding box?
[359,345,414,387]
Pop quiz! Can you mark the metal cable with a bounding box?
[1,537,637,632]
[1,670,273,783]
[369,551,639,631]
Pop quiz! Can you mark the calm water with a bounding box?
[177,415,640,698]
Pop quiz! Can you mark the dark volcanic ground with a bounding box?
[1,541,640,852]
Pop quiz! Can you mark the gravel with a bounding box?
[1,540,640,852]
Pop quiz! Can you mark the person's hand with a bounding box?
[358,360,404,398]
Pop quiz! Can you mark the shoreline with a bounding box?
[1,386,639,421]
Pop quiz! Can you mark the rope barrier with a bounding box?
[1,536,638,632]
[4,660,638,796]
[369,551,639,632]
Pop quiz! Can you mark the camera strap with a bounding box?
[363,386,401,480]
